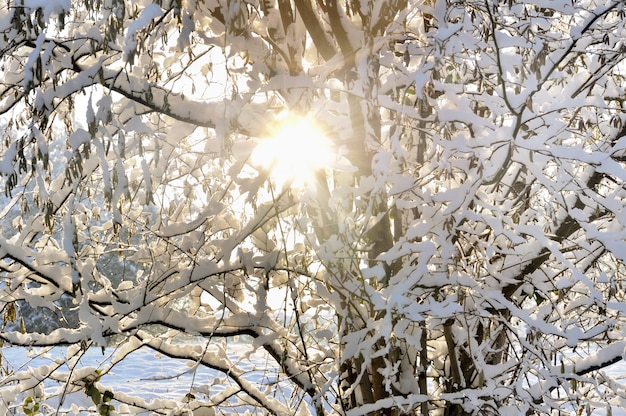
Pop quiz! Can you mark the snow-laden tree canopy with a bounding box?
[2,0,626,415]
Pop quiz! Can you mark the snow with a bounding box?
[23,32,46,89]
[68,128,90,151]
[4,1,626,415]
[24,0,70,17]
[123,4,164,62]
[0,140,17,175]
[1,344,283,415]
[24,0,72,25]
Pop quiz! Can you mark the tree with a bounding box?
[1,0,626,414]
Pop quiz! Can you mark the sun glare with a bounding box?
[252,115,335,190]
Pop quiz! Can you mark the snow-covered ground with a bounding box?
[0,345,277,415]
[2,345,626,415]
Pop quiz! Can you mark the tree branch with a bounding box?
[294,0,336,61]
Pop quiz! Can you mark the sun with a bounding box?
[251,115,335,190]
